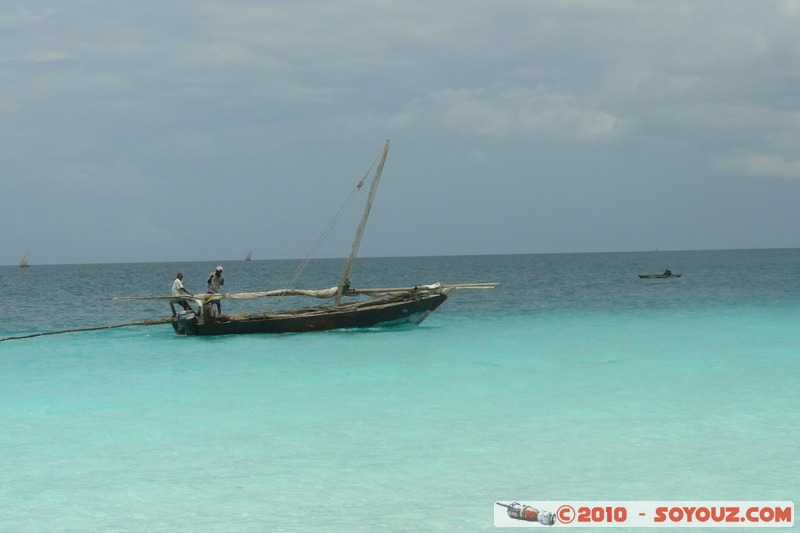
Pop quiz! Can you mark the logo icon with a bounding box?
[496,502,556,526]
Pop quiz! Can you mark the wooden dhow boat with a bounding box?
[117,141,495,336]
[167,282,491,336]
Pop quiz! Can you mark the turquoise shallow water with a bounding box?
[0,250,798,531]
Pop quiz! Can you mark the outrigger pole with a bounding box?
[0,317,173,343]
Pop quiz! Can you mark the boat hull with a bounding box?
[171,293,448,336]
[638,273,681,279]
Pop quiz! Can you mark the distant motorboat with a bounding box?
[638,268,680,279]
[19,254,30,268]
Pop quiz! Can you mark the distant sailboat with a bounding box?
[19,254,30,268]
[244,250,252,261]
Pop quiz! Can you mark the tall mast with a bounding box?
[335,140,390,305]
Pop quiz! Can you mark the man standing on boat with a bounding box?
[170,273,194,317]
[207,266,224,314]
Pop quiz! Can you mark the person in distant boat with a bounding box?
[170,273,194,317]
[207,265,225,314]
[663,268,672,276]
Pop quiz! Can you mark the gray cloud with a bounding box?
[2,1,799,264]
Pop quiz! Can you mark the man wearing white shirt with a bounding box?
[170,273,194,317]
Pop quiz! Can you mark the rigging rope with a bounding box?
[280,149,383,296]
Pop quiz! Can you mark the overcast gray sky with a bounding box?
[2,1,799,265]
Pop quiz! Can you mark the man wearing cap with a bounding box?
[207,265,225,314]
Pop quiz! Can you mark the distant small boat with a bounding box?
[244,250,252,261]
[19,254,30,268]
[638,270,680,279]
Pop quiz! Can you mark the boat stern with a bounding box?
[172,310,199,335]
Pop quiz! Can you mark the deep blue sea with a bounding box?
[0,250,797,532]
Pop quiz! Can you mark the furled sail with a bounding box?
[112,282,496,303]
